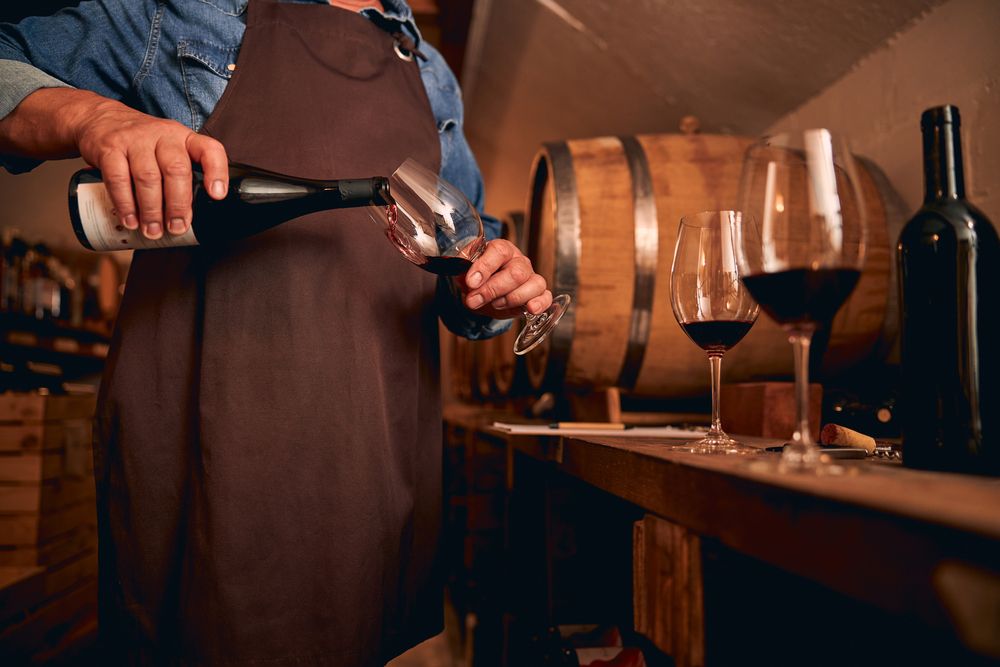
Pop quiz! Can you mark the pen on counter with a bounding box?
[549,422,630,430]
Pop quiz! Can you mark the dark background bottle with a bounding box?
[68,163,391,252]
[897,105,1000,475]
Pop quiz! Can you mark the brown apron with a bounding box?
[95,2,442,664]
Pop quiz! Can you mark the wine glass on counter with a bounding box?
[734,129,867,473]
[368,158,572,355]
[670,210,760,455]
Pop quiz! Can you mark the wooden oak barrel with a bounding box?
[523,134,894,397]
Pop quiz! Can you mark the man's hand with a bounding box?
[0,88,229,239]
[458,239,552,319]
[70,93,229,239]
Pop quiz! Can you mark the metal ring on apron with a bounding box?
[393,41,414,62]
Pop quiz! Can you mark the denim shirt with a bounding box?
[0,0,509,339]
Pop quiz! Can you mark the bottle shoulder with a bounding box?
[899,199,997,244]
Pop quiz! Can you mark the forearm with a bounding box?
[0,87,109,161]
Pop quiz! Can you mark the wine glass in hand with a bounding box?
[368,158,571,355]
[670,211,760,455]
[735,130,867,473]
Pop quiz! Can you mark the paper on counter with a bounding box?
[491,422,706,438]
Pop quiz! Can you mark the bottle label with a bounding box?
[76,183,198,250]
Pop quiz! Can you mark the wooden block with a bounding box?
[0,501,97,547]
[0,524,98,567]
[720,381,822,440]
[0,452,65,482]
[0,421,94,484]
[0,394,96,423]
[0,475,96,513]
[0,420,92,455]
[633,514,704,667]
[36,550,98,601]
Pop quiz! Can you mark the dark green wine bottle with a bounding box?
[897,105,1000,475]
[68,163,390,251]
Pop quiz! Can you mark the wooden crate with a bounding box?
[0,394,98,424]
[0,524,97,568]
[0,393,97,554]
[0,393,99,661]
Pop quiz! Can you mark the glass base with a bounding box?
[747,442,851,476]
[513,293,571,356]
[672,432,760,456]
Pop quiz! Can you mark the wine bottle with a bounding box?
[897,105,1000,475]
[68,163,391,251]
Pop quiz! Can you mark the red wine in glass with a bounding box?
[419,256,473,276]
[373,160,571,354]
[740,268,861,327]
[679,319,756,354]
[734,129,868,474]
[669,210,760,455]
[385,202,485,276]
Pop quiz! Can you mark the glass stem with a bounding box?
[708,353,724,436]
[789,330,814,447]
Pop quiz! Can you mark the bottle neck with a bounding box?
[922,121,965,202]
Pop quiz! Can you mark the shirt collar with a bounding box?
[377,0,415,23]
[362,0,421,46]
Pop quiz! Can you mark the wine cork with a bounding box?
[820,423,877,454]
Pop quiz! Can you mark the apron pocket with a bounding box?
[178,40,241,131]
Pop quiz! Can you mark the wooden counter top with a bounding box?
[502,431,1000,541]
[471,414,1000,659]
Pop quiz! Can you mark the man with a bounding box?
[0,1,546,663]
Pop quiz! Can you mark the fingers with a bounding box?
[491,273,550,312]
[525,289,554,316]
[156,140,193,235]
[465,238,517,291]
[187,133,229,200]
[464,239,553,317]
[129,150,165,240]
[73,99,227,239]
[98,151,139,231]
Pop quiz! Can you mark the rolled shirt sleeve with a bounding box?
[0,59,73,173]
[0,0,153,173]
[0,58,73,120]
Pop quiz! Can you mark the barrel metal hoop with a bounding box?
[543,141,580,388]
[617,136,658,390]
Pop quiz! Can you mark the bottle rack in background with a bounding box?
[1,230,121,393]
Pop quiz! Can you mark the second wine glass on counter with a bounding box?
[368,158,571,355]
[670,210,760,455]
[735,129,867,473]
